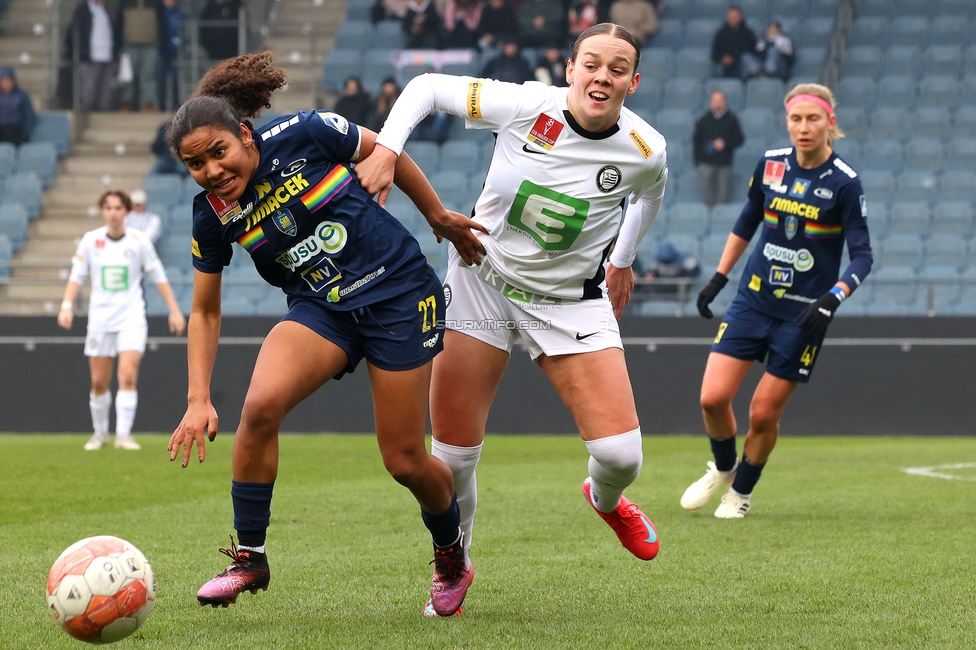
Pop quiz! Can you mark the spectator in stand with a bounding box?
[693,89,744,207]
[65,0,123,112]
[443,0,485,49]
[534,46,568,86]
[754,19,794,81]
[481,36,534,83]
[478,0,519,52]
[367,77,401,132]
[711,5,758,79]
[403,0,443,49]
[199,0,243,62]
[372,0,410,23]
[117,0,165,111]
[158,0,185,111]
[334,77,373,127]
[0,67,36,146]
[517,0,566,49]
[643,240,701,293]
[125,189,163,243]
[608,0,657,47]
[568,0,600,44]
[151,115,189,176]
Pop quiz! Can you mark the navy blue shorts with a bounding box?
[283,271,446,379]
[710,299,825,383]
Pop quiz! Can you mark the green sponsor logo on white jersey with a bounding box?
[507,181,589,251]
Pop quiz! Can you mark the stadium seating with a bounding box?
[0,203,28,250]
[1,172,42,218]
[16,142,58,187]
[0,142,14,179]
[144,174,183,208]
[31,112,71,156]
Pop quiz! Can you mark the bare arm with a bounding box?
[168,270,222,467]
[357,127,487,265]
[57,280,81,330]
[716,233,750,276]
[155,280,186,335]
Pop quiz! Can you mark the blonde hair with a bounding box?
[784,83,844,146]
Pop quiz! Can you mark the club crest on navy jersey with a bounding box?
[271,208,297,236]
[785,215,798,240]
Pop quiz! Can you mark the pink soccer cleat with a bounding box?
[428,536,473,617]
[196,537,270,607]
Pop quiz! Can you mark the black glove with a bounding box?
[796,291,843,340]
[697,272,728,318]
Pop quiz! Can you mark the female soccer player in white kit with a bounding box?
[356,23,668,614]
[58,190,186,450]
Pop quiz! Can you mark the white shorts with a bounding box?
[443,248,622,359]
[85,325,148,357]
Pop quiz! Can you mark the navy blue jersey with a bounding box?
[729,146,873,320]
[190,110,430,311]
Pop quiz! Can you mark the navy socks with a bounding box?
[422,493,462,548]
[232,480,274,548]
[731,456,766,496]
[710,436,738,472]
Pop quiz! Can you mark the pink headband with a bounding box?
[786,94,834,117]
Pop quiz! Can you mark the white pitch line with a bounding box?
[903,463,976,481]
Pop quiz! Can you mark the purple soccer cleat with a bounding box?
[196,536,271,608]
[428,535,473,617]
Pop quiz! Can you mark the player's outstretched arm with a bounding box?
[356,127,487,265]
[169,270,221,467]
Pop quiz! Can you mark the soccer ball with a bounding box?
[46,536,155,644]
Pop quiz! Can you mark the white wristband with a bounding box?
[61,300,73,311]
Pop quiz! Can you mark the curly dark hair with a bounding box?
[166,51,288,158]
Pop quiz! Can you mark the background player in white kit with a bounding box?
[58,190,186,450]
[357,23,668,613]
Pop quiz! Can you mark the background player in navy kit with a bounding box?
[683,83,872,519]
[164,53,486,616]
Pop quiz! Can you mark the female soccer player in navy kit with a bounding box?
[165,53,485,616]
[683,83,873,518]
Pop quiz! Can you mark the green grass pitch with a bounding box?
[2,434,975,649]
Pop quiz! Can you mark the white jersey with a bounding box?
[68,226,168,332]
[377,75,668,300]
[125,209,162,243]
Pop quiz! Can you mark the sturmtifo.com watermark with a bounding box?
[446,319,552,331]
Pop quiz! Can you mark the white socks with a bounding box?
[89,391,111,436]
[584,427,643,513]
[114,390,138,438]
[431,439,483,550]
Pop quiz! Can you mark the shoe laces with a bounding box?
[617,501,644,524]
[217,535,256,573]
[430,543,466,581]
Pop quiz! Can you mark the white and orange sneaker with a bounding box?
[680,461,738,511]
